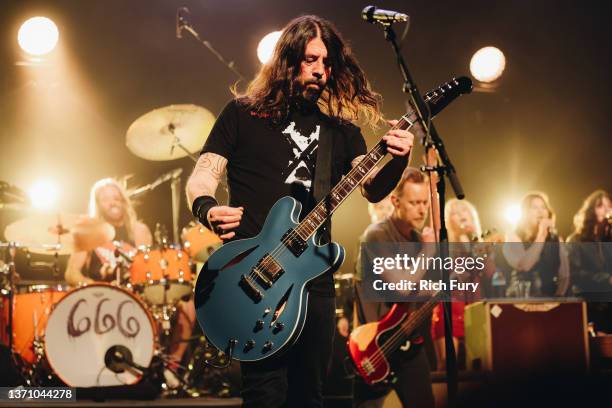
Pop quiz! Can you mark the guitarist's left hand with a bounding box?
[383,120,414,157]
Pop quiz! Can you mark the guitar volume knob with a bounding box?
[263,341,274,351]
[255,320,264,330]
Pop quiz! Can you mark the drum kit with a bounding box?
[0,105,228,397]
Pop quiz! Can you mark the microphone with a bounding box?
[362,5,409,24]
[176,7,189,39]
[105,345,147,374]
[547,226,559,242]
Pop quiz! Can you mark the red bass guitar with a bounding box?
[347,291,443,385]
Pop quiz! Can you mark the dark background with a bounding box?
[1,0,610,275]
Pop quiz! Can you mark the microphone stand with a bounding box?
[178,15,245,81]
[374,22,465,406]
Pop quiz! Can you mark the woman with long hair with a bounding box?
[567,190,612,333]
[503,192,570,297]
[431,198,496,370]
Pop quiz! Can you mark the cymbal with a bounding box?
[4,214,115,255]
[126,104,215,161]
[5,213,79,254]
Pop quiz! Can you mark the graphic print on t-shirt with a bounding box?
[281,121,320,191]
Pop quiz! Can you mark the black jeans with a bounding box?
[352,348,434,408]
[240,294,336,408]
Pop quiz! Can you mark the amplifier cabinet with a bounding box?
[464,300,589,374]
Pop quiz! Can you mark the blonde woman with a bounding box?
[431,198,495,370]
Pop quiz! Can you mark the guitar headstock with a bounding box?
[424,76,473,118]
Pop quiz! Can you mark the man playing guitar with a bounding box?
[353,167,436,408]
[186,14,415,408]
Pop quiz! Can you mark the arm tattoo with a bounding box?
[195,153,227,179]
[186,153,228,205]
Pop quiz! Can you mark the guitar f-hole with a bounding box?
[270,285,293,327]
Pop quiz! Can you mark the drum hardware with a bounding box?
[182,222,222,264]
[154,223,170,247]
[126,104,215,162]
[3,217,206,394]
[4,214,115,256]
[44,283,156,387]
[130,246,192,307]
[128,169,183,243]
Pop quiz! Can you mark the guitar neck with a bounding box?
[293,76,472,242]
[294,115,417,241]
[389,291,445,352]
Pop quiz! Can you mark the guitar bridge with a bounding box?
[251,254,285,287]
[361,357,375,375]
[239,274,263,302]
[282,229,307,257]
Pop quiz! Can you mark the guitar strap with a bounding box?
[312,119,332,244]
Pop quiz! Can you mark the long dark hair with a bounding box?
[516,191,556,242]
[234,15,382,127]
[573,189,611,241]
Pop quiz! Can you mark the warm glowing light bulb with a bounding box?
[29,180,59,210]
[470,46,506,83]
[18,16,59,56]
[504,203,522,225]
[257,31,282,64]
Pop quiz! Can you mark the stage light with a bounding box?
[18,16,59,56]
[470,46,506,83]
[504,203,522,226]
[257,31,282,64]
[29,179,59,210]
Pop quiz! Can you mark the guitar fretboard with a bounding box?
[294,76,470,241]
[295,114,417,240]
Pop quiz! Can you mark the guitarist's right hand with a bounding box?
[207,206,244,240]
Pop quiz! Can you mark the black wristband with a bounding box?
[192,195,218,230]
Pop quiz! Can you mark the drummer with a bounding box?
[65,178,152,284]
[65,178,195,374]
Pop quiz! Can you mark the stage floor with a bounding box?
[0,397,242,408]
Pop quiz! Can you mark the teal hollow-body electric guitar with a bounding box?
[194,76,472,362]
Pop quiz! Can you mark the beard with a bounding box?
[297,78,326,102]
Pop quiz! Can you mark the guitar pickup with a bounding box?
[282,229,307,257]
[252,254,285,287]
[240,274,263,302]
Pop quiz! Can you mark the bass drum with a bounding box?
[44,283,156,387]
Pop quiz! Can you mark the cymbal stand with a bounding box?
[52,215,68,280]
[169,124,199,163]
[2,242,18,354]
[170,173,181,244]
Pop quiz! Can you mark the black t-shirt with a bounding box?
[202,99,367,295]
[85,225,132,282]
